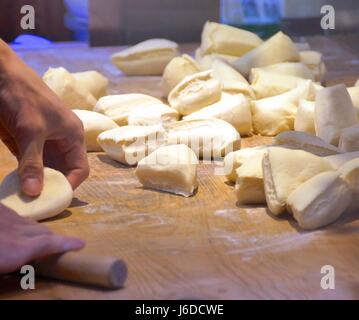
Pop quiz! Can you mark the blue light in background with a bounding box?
[11,34,53,49]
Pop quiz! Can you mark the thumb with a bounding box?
[17,136,45,197]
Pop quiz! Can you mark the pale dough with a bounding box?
[161,54,200,97]
[235,152,266,205]
[183,93,252,136]
[262,147,334,215]
[195,49,239,71]
[251,81,312,136]
[73,109,118,152]
[168,70,222,116]
[223,146,267,183]
[338,158,359,213]
[287,172,351,230]
[299,50,326,82]
[250,68,312,99]
[94,94,163,126]
[210,59,254,98]
[127,103,180,127]
[347,86,359,116]
[167,118,241,159]
[260,62,314,80]
[339,124,359,152]
[72,70,109,99]
[294,42,311,51]
[232,31,300,77]
[43,67,97,110]
[315,84,357,146]
[0,168,73,221]
[294,99,315,134]
[200,21,263,57]
[135,144,198,197]
[274,131,340,156]
[97,125,166,166]
[111,39,178,76]
[325,152,359,169]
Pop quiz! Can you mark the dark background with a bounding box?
[0,0,72,43]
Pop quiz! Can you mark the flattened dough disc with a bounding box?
[0,168,73,221]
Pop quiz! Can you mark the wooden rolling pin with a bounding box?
[32,252,128,289]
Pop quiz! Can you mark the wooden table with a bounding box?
[1,36,359,300]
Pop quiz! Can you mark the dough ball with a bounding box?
[0,168,73,221]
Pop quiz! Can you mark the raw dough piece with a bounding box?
[260,62,314,80]
[339,124,359,152]
[97,125,166,166]
[168,70,221,116]
[274,131,340,156]
[325,152,359,169]
[183,93,252,136]
[338,158,359,213]
[94,94,162,126]
[72,70,109,100]
[111,39,178,76]
[347,86,359,116]
[161,54,200,97]
[315,84,357,145]
[263,147,334,215]
[135,144,198,197]
[294,42,311,51]
[127,103,179,127]
[250,68,312,99]
[210,59,254,97]
[167,118,241,159]
[43,67,97,110]
[223,146,267,183]
[200,21,263,56]
[251,81,312,136]
[235,152,266,204]
[287,172,351,230]
[294,99,315,134]
[0,168,73,221]
[195,49,239,70]
[300,50,326,82]
[73,109,118,151]
[232,32,300,77]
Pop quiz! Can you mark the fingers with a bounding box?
[26,235,85,262]
[17,133,45,197]
[64,142,90,190]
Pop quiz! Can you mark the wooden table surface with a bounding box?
[1,36,359,300]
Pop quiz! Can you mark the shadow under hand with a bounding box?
[43,210,72,222]
[69,197,88,208]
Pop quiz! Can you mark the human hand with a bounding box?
[0,39,89,197]
[0,204,85,275]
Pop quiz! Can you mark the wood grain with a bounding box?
[0,38,359,299]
